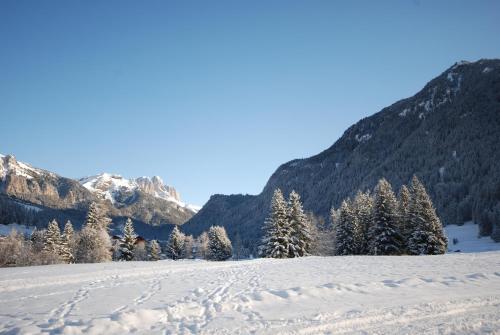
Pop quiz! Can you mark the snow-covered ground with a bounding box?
[1,253,500,334]
[445,222,500,253]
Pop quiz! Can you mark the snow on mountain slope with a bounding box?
[445,222,500,253]
[79,173,199,212]
[0,154,53,180]
[1,253,499,334]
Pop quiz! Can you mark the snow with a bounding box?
[445,222,500,253]
[79,173,199,212]
[483,67,493,73]
[1,252,500,334]
[355,133,372,143]
[0,154,48,180]
[452,60,470,70]
[398,107,411,117]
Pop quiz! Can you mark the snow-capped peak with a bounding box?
[0,154,50,180]
[78,173,199,212]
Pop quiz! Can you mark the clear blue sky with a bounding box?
[1,0,499,206]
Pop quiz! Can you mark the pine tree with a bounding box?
[166,225,185,260]
[85,202,112,231]
[43,219,62,256]
[75,203,112,263]
[60,221,75,263]
[288,190,312,257]
[149,240,161,261]
[260,189,291,258]
[207,226,232,261]
[85,202,100,230]
[335,200,361,255]
[352,191,373,254]
[407,176,448,255]
[398,185,412,252]
[369,178,403,255]
[120,218,136,261]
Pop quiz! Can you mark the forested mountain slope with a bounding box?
[183,59,500,248]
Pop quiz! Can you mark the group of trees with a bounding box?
[164,225,233,261]
[1,201,236,267]
[260,190,312,258]
[333,176,447,256]
[260,176,447,259]
[0,175,447,267]
[115,218,162,262]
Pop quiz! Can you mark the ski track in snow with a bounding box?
[0,254,500,334]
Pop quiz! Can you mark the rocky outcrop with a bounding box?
[0,155,197,226]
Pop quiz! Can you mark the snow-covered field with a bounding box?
[1,252,500,334]
[445,222,500,253]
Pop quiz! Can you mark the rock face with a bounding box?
[0,155,93,210]
[78,173,197,225]
[0,154,198,226]
[182,59,500,247]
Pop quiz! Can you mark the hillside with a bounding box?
[183,59,500,249]
[0,154,198,231]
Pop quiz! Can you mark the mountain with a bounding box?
[0,154,198,231]
[182,59,500,250]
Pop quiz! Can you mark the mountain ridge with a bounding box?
[0,154,199,229]
[182,59,500,250]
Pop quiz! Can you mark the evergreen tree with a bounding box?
[207,226,232,261]
[260,189,291,258]
[288,190,312,257]
[335,200,361,255]
[398,185,412,252]
[43,220,62,256]
[149,240,161,261]
[75,203,112,263]
[120,218,136,261]
[85,202,112,231]
[352,191,373,254]
[369,178,403,255]
[60,221,75,263]
[166,225,185,260]
[408,176,448,255]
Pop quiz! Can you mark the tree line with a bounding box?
[0,202,233,267]
[0,175,447,266]
[260,175,447,258]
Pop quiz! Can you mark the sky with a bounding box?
[1,0,499,206]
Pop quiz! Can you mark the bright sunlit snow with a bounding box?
[1,252,499,334]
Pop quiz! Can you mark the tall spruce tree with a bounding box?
[43,220,62,257]
[207,226,233,261]
[166,225,185,260]
[260,189,291,258]
[407,176,448,255]
[149,240,161,261]
[352,191,373,254]
[398,185,412,252]
[120,218,136,261]
[60,221,75,263]
[75,202,112,263]
[288,190,312,257]
[369,178,403,255]
[335,200,361,255]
